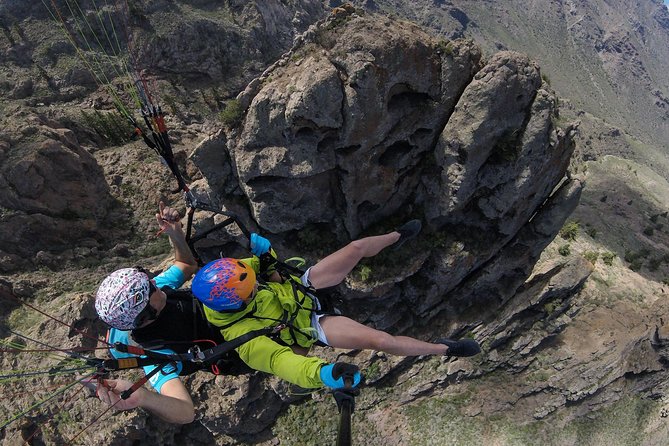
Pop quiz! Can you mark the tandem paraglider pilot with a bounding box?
[92,201,271,424]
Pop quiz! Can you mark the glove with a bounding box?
[319,362,362,389]
[250,233,271,256]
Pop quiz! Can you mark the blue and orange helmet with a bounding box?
[192,258,256,311]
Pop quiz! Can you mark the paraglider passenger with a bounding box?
[192,220,481,393]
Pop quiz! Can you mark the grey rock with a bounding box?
[8,78,33,99]
[190,11,583,438]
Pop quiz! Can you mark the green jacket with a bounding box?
[203,256,327,388]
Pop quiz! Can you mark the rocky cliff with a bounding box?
[1,1,669,446]
[192,9,581,337]
[343,0,669,152]
[183,9,594,444]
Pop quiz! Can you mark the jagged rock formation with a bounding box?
[342,0,669,151]
[126,0,327,90]
[182,10,593,441]
[192,10,581,334]
[0,1,327,98]
[0,118,115,272]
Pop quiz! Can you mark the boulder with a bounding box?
[0,121,116,269]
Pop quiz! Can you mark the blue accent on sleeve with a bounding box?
[146,362,181,393]
[107,328,182,394]
[319,364,362,389]
[154,265,186,290]
[250,233,271,256]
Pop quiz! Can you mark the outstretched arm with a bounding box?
[97,378,195,424]
[156,201,198,280]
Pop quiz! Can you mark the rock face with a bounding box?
[193,10,580,330]
[0,118,115,272]
[343,0,669,153]
[126,1,327,91]
[187,9,587,440]
[227,14,483,236]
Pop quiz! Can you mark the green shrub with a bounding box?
[585,226,597,238]
[648,257,662,272]
[80,109,134,146]
[559,221,579,241]
[544,301,558,315]
[601,252,616,266]
[162,94,179,116]
[541,73,551,85]
[364,362,381,381]
[624,248,649,271]
[219,99,244,128]
[436,40,454,56]
[583,251,599,265]
[558,244,571,256]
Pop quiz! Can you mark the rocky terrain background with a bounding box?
[1,1,668,445]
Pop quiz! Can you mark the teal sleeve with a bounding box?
[154,265,186,289]
[108,328,182,393]
[145,362,182,393]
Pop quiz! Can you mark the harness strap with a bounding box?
[193,325,283,365]
[107,325,280,371]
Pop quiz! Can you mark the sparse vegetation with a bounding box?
[558,244,571,256]
[364,361,381,381]
[585,225,597,238]
[358,265,372,281]
[624,248,650,271]
[162,93,179,116]
[559,221,580,241]
[601,252,616,266]
[436,39,454,56]
[544,301,558,315]
[80,109,134,146]
[219,98,244,128]
[137,236,172,258]
[648,257,663,272]
[541,72,551,85]
[583,251,599,265]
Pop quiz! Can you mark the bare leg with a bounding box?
[307,232,400,289]
[320,315,447,356]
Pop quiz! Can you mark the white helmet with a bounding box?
[95,268,152,330]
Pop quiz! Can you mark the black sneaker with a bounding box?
[438,338,481,357]
[392,219,422,250]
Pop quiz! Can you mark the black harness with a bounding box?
[128,287,251,376]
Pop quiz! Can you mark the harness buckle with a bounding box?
[188,345,206,362]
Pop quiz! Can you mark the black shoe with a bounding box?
[392,219,422,250]
[438,338,481,357]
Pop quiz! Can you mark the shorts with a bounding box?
[301,267,330,346]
